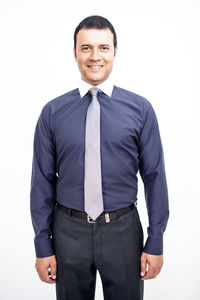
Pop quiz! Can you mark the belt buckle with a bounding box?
[105,213,110,223]
[87,213,110,223]
[87,214,96,223]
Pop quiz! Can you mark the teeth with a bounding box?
[89,66,102,69]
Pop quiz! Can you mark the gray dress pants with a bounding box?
[52,203,144,300]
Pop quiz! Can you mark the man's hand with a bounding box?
[35,255,57,284]
[140,252,163,280]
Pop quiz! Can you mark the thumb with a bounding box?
[50,260,57,280]
[140,253,147,276]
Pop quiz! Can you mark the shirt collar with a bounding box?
[78,77,114,98]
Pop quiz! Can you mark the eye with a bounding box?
[81,47,90,52]
[101,46,109,51]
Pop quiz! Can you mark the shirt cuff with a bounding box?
[34,237,55,258]
[143,235,164,255]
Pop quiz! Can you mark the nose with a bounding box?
[90,48,101,61]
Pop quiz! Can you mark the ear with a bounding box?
[73,48,77,61]
[114,46,118,57]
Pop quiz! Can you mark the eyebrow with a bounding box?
[80,44,110,48]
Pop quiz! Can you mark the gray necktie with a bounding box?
[84,87,104,221]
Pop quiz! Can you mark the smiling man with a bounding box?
[74,27,117,86]
[30,15,169,300]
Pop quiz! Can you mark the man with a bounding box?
[30,15,169,300]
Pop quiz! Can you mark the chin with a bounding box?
[88,77,104,85]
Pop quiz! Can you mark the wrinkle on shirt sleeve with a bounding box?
[30,104,57,258]
[138,100,169,255]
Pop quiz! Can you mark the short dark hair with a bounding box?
[74,15,117,54]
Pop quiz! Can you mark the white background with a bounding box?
[0,0,200,299]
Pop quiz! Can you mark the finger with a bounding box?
[141,265,157,280]
[50,262,57,280]
[140,256,147,277]
[39,268,56,284]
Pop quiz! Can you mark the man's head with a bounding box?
[73,15,118,86]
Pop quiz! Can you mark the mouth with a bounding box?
[87,65,103,70]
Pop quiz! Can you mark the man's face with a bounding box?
[74,28,117,86]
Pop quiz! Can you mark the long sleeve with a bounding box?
[138,101,169,255]
[30,104,57,258]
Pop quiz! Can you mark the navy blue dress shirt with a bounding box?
[30,85,169,258]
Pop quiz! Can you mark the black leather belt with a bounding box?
[56,201,136,223]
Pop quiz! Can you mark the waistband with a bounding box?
[55,201,137,223]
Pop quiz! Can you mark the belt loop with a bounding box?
[68,208,72,216]
[114,211,119,219]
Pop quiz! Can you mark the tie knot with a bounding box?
[89,87,99,97]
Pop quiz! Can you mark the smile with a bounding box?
[87,65,103,70]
